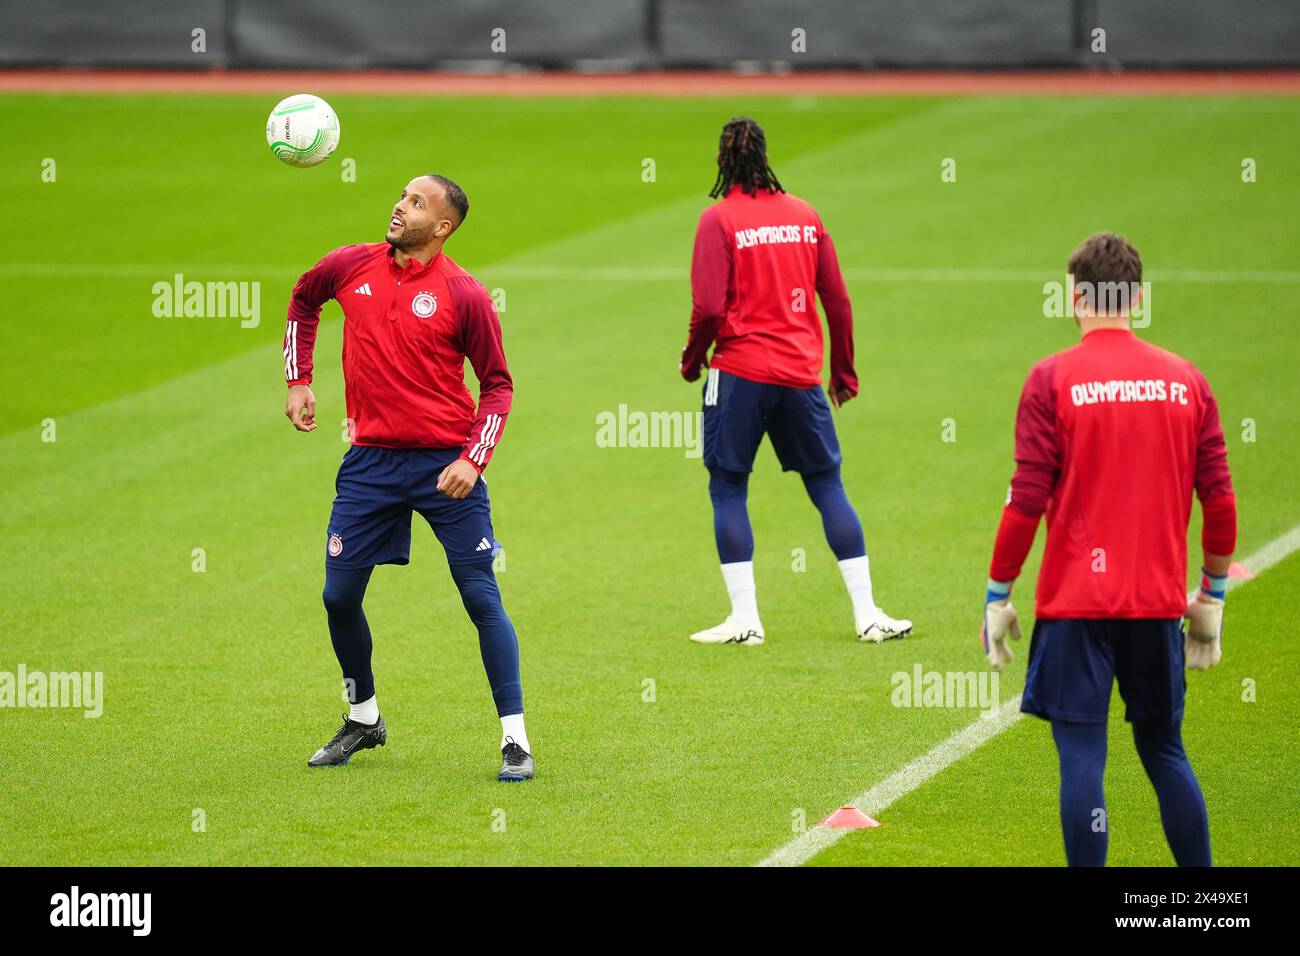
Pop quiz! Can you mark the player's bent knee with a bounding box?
[451,563,506,624]
[801,466,845,497]
[708,467,749,499]
[322,566,371,616]
[460,590,503,625]
[322,584,358,617]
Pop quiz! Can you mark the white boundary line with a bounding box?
[756,524,1300,868]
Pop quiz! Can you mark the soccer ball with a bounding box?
[265,94,340,168]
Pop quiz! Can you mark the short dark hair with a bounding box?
[1068,232,1142,289]
[424,173,469,230]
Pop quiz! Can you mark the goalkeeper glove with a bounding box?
[1184,568,1227,671]
[981,579,1021,671]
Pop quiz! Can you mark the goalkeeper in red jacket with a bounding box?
[981,232,1236,866]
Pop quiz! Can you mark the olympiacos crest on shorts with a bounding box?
[328,533,344,557]
[412,292,437,318]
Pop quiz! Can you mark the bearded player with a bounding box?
[981,233,1236,865]
[680,117,912,646]
[282,174,534,781]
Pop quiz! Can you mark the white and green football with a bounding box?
[265,93,340,168]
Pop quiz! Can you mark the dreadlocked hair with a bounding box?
[709,116,784,198]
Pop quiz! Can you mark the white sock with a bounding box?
[501,713,531,753]
[350,694,380,726]
[721,560,760,623]
[838,555,877,625]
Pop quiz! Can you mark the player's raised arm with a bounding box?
[815,223,858,407]
[283,248,345,432]
[982,359,1061,670]
[1185,368,1238,669]
[440,275,513,498]
[680,206,731,382]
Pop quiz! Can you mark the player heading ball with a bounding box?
[680,117,912,646]
[282,174,534,782]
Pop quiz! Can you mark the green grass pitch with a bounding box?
[0,92,1297,865]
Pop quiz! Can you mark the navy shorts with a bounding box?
[1021,618,1187,725]
[701,368,842,475]
[325,446,500,569]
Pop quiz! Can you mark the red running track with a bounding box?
[1,68,1298,97]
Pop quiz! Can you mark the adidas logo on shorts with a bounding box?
[475,538,492,552]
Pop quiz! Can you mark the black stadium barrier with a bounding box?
[0,0,1298,70]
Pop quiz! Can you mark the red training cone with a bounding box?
[817,807,881,829]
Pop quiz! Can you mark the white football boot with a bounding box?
[856,608,913,643]
[689,616,765,646]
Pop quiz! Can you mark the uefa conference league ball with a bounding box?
[265,93,340,168]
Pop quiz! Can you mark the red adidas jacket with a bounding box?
[283,243,511,472]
